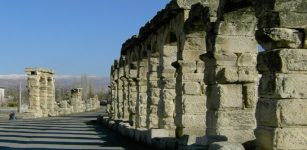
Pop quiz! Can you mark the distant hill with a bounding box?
[0,74,110,90]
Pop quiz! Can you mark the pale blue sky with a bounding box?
[0,0,170,76]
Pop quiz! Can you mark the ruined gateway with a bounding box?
[25,68,100,118]
[100,0,307,149]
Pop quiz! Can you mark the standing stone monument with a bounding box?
[25,68,56,118]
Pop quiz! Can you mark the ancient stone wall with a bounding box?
[105,0,307,149]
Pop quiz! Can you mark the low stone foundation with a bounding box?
[97,115,244,150]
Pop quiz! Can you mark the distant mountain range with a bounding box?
[0,74,110,90]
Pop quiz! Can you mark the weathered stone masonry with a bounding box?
[26,68,56,118]
[26,68,100,118]
[104,0,307,149]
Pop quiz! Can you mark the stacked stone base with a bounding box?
[97,116,245,150]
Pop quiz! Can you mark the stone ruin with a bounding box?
[25,68,100,117]
[25,68,56,117]
[101,0,307,149]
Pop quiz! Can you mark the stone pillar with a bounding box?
[47,76,56,116]
[39,77,48,117]
[136,58,148,128]
[113,61,120,120]
[122,63,130,121]
[107,65,115,118]
[157,33,178,136]
[127,67,138,126]
[174,6,207,137]
[71,88,82,113]
[145,53,160,129]
[26,69,42,117]
[200,2,258,143]
[117,63,125,120]
[255,0,307,149]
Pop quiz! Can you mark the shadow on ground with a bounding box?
[0,108,156,150]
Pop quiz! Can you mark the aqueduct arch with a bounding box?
[104,0,307,149]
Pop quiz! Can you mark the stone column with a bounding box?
[71,88,82,113]
[26,69,42,117]
[39,77,48,117]
[174,6,207,137]
[122,63,130,121]
[127,67,138,126]
[117,64,125,120]
[113,61,120,120]
[157,33,178,136]
[145,54,160,128]
[255,0,307,149]
[107,65,115,118]
[200,3,258,143]
[47,76,56,116]
[136,58,148,128]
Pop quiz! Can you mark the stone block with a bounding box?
[208,84,243,109]
[215,35,258,53]
[207,110,256,129]
[163,45,177,57]
[184,37,206,51]
[238,67,259,83]
[279,11,307,28]
[242,83,258,108]
[207,128,255,143]
[256,28,303,50]
[259,73,307,98]
[181,62,197,73]
[182,95,206,114]
[223,7,256,23]
[257,99,307,127]
[255,127,307,150]
[208,142,244,150]
[215,21,256,36]
[162,89,176,100]
[164,78,177,89]
[274,0,307,12]
[150,97,159,105]
[182,73,204,81]
[237,52,257,67]
[146,129,170,145]
[214,52,237,67]
[183,82,201,95]
[181,114,206,128]
[215,66,238,83]
[182,50,204,60]
[258,49,307,73]
[258,11,307,28]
